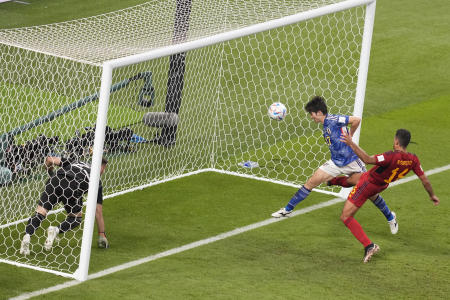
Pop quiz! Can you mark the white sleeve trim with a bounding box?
[376,155,385,162]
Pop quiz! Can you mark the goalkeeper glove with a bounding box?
[98,234,109,249]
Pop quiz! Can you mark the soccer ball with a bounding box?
[268,102,287,121]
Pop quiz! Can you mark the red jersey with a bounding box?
[367,150,424,186]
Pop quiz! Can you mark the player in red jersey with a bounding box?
[339,129,440,263]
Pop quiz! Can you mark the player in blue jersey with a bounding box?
[271,96,398,234]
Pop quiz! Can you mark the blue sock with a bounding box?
[285,185,311,211]
[372,195,394,221]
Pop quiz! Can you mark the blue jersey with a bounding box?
[322,114,359,167]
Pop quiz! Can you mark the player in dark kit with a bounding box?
[20,156,109,256]
[339,129,440,263]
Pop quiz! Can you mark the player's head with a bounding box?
[305,96,327,123]
[394,129,411,149]
[100,157,108,175]
[305,96,328,115]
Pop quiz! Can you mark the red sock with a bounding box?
[329,176,352,187]
[343,217,372,247]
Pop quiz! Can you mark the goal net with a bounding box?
[0,0,375,280]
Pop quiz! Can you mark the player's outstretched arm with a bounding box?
[348,116,361,137]
[340,130,376,165]
[418,174,440,206]
[96,203,109,248]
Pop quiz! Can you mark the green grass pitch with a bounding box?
[0,0,449,299]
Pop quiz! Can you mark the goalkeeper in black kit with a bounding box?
[20,156,109,256]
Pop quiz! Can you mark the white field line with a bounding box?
[10,164,450,300]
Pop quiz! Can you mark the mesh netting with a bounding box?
[0,0,367,278]
[0,0,342,64]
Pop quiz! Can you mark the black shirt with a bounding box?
[56,157,103,204]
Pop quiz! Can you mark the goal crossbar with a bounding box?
[107,0,375,69]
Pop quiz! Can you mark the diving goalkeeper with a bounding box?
[20,156,109,256]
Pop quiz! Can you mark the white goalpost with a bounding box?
[0,0,376,281]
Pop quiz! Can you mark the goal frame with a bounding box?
[80,0,376,282]
[0,0,376,281]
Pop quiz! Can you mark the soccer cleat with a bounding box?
[388,211,398,235]
[363,243,380,263]
[271,208,292,218]
[20,234,31,256]
[44,226,59,251]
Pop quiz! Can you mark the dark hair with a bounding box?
[304,96,328,115]
[395,129,411,148]
[101,157,108,165]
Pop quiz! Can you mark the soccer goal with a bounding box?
[0,0,376,281]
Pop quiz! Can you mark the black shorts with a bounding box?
[39,175,84,214]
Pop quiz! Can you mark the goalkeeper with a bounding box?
[271,96,398,235]
[20,156,109,256]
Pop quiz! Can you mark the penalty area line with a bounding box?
[11,164,450,300]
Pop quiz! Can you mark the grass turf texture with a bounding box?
[0,0,449,299]
[46,172,450,300]
[3,166,448,299]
